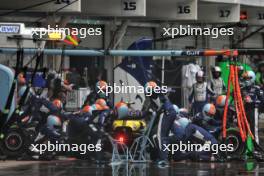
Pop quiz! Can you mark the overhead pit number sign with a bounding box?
[0,24,20,34]
[146,0,197,20]
[176,1,197,20]
[121,0,146,16]
[198,4,240,23]
[241,8,264,25]
[83,0,145,17]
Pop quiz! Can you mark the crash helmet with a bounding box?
[95,80,108,98]
[144,81,159,98]
[115,101,127,109]
[202,103,216,119]
[92,103,104,111]
[212,66,222,79]
[115,101,129,119]
[216,95,228,108]
[179,108,189,118]
[18,86,32,103]
[95,98,109,110]
[47,115,62,130]
[172,104,180,114]
[82,105,94,114]
[18,73,26,85]
[175,117,191,129]
[196,71,205,83]
[238,66,244,77]
[242,70,256,86]
[52,99,63,109]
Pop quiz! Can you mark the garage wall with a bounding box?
[121,27,154,49]
[168,36,196,49]
[209,35,230,49]
[243,33,263,48]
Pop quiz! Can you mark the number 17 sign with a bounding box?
[198,3,240,23]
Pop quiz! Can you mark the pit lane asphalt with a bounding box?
[1,115,264,175]
[0,160,263,176]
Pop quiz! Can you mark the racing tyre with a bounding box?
[0,128,29,157]
[220,128,245,157]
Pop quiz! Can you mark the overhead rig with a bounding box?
[0,48,264,57]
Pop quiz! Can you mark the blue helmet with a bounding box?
[47,115,62,130]
[175,117,190,129]
[202,103,216,119]
[115,102,129,119]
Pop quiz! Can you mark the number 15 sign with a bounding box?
[121,0,146,16]
[82,0,146,17]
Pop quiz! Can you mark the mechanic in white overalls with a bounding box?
[189,71,215,115]
[209,66,226,100]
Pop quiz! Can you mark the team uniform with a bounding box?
[189,71,215,115]
[241,71,264,144]
[209,66,226,99]
[192,104,221,136]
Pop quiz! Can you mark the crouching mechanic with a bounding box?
[143,81,179,166]
[214,95,236,124]
[192,103,222,137]
[34,98,93,143]
[84,80,112,106]
[94,98,111,130]
[83,80,113,128]
[171,105,219,161]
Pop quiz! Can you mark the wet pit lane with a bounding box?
[0,160,264,176]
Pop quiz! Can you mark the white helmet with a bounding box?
[242,71,256,86]
[214,66,221,72]
[196,71,205,83]
[196,70,204,77]
[212,66,222,79]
